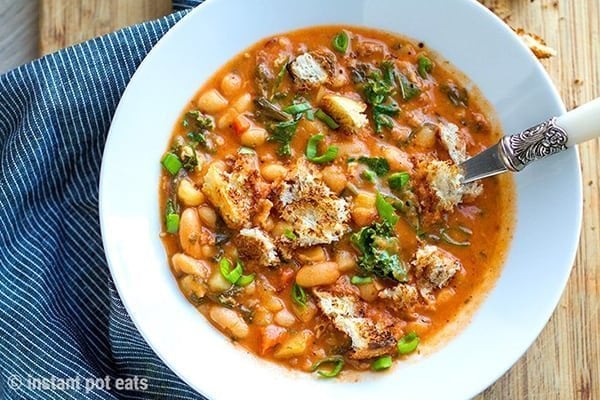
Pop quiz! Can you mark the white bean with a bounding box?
[210,306,249,339]
[197,89,228,113]
[220,73,242,97]
[296,262,340,287]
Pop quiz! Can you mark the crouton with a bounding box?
[201,154,270,230]
[320,94,368,133]
[424,160,465,212]
[289,53,329,88]
[514,28,557,59]
[235,228,280,267]
[273,160,350,255]
[438,123,467,164]
[313,289,397,359]
[413,244,462,301]
[378,283,418,311]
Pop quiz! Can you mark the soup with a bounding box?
[158,26,514,376]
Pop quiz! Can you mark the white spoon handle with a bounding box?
[557,97,600,146]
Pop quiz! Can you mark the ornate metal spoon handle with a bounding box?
[499,117,568,172]
[460,97,600,183]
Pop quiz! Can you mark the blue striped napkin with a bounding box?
[0,1,209,399]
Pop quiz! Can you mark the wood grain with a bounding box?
[477,1,600,399]
[38,1,600,398]
[39,0,171,55]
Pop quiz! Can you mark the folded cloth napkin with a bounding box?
[0,1,209,399]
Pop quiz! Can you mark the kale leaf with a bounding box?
[357,156,390,176]
[351,222,408,282]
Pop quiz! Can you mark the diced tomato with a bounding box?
[259,325,287,355]
[278,267,295,289]
[232,114,251,134]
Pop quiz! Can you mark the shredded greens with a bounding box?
[376,192,399,225]
[357,156,390,176]
[351,222,407,282]
[267,117,301,156]
[305,134,338,164]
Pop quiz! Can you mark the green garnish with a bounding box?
[283,102,312,115]
[180,145,199,171]
[165,199,180,233]
[305,109,315,121]
[161,153,183,175]
[351,222,407,282]
[284,228,297,240]
[376,192,399,225]
[417,55,434,79]
[236,273,256,287]
[184,110,214,148]
[220,259,254,286]
[332,31,349,53]
[271,57,289,99]
[315,109,339,129]
[397,332,419,355]
[363,65,395,105]
[311,356,344,378]
[305,134,339,164]
[219,258,243,284]
[184,110,214,131]
[292,283,307,307]
[398,72,421,101]
[388,172,410,190]
[357,157,390,176]
[267,117,300,156]
[371,355,393,371]
[362,169,377,183]
[351,276,373,285]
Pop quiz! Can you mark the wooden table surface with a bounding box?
[38,1,599,399]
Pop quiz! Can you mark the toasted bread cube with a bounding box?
[320,94,368,133]
[289,53,329,87]
[235,228,280,267]
[313,289,396,359]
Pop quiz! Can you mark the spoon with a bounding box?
[460,97,600,183]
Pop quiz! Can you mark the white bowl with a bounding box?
[99,0,582,398]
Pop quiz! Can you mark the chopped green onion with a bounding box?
[236,273,255,287]
[362,169,377,183]
[315,109,340,129]
[397,332,419,355]
[271,57,289,99]
[351,276,373,285]
[388,172,410,190]
[292,283,307,307]
[220,258,243,284]
[371,355,393,371]
[161,153,183,175]
[165,213,179,233]
[238,146,256,155]
[417,55,434,79]
[305,134,339,164]
[311,356,344,378]
[440,227,471,247]
[305,109,315,121]
[332,31,349,53]
[283,102,312,115]
[165,199,180,233]
[376,192,399,225]
[284,228,297,240]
